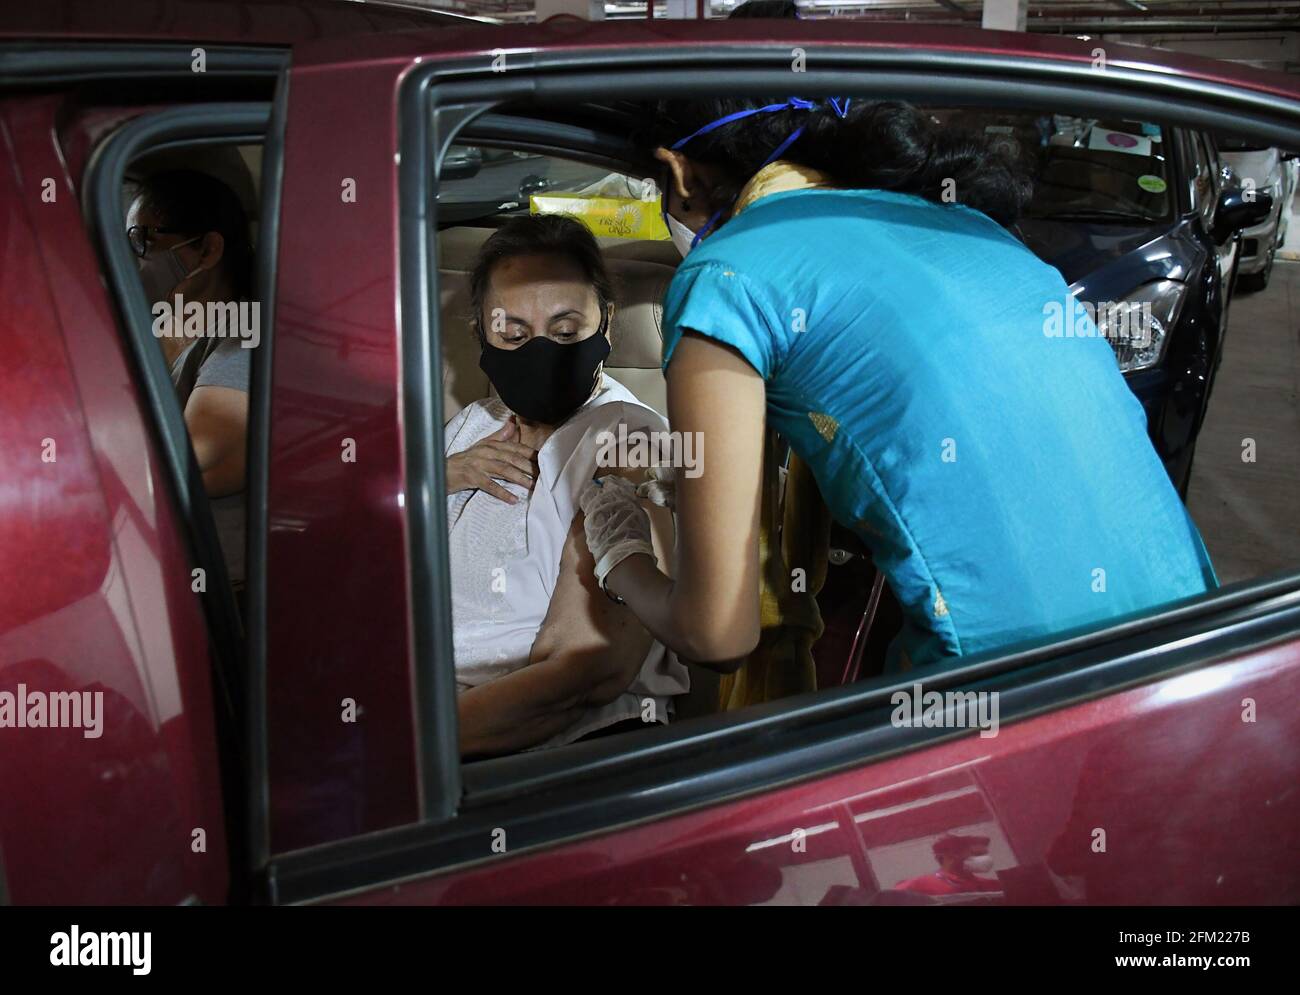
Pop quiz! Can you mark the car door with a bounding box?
[0,72,239,905]
[258,21,1300,906]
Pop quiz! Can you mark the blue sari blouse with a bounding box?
[661,187,1217,671]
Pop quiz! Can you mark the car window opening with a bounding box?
[435,95,1290,765]
[125,141,263,619]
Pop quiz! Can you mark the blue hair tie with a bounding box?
[671,96,818,150]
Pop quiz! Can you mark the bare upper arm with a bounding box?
[664,331,766,659]
[528,464,672,705]
[183,384,249,498]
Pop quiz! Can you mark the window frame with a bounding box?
[267,45,1300,905]
[1204,132,1228,202]
[1189,129,1219,228]
[83,91,285,895]
[1167,127,1195,220]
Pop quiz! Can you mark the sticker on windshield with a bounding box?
[1088,126,1153,157]
[1138,174,1168,194]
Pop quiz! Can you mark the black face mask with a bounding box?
[478,315,611,425]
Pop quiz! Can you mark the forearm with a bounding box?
[458,665,587,759]
[589,333,766,667]
[458,499,664,759]
[457,648,632,759]
[604,553,749,672]
[601,552,676,647]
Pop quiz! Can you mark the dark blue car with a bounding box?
[940,110,1272,496]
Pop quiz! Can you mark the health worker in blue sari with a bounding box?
[578,97,1217,675]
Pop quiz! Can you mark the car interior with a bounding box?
[126,143,264,248]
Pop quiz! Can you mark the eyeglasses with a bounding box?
[126,224,194,258]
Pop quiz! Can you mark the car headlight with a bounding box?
[1093,279,1188,374]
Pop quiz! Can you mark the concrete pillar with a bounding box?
[535,0,605,21]
[982,0,1028,31]
[664,0,714,19]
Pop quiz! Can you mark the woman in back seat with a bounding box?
[445,215,688,758]
[127,169,256,596]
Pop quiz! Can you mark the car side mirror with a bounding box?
[438,146,482,181]
[518,174,550,200]
[440,160,480,181]
[1213,187,1273,242]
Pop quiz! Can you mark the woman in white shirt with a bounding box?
[444,215,688,758]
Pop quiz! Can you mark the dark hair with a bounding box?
[645,98,1032,227]
[728,0,800,17]
[136,168,254,299]
[469,214,615,339]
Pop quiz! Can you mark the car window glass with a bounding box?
[931,109,1172,222]
[436,145,649,227]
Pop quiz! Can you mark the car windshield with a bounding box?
[436,145,627,224]
[932,109,1174,224]
[1217,137,1269,153]
[439,112,1176,227]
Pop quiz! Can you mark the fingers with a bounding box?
[646,463,675,484]
[481,459,534,490]
[479,442,538,474]
[578,477,607,516]
[598,474,639,497]
[477,477,518,504]
[580,474,637,517]
[635,478,675,510]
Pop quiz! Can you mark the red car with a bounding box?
[1,1,1298,907]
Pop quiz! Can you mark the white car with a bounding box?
[1218,139,1297,290]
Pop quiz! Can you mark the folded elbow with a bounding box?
[544,650,640,711]
[678,622,759,673]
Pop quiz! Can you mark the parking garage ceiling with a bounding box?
[419,0,1300,34]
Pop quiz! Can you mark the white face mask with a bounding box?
[137,235,201,309]
[964,854,994,874]
[664,210,698,259]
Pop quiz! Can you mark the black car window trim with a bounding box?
[1205,132,1226,201]
[0,42,284,89]
[265,47,1300,905]
[1198,132,1217,205]
[1194,132,1217,226]
[84,102,277,903]
[246,66,290,890]
[1170,128,1196,218]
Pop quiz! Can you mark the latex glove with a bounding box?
[635,464,676,511]
[579,475,656,588]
